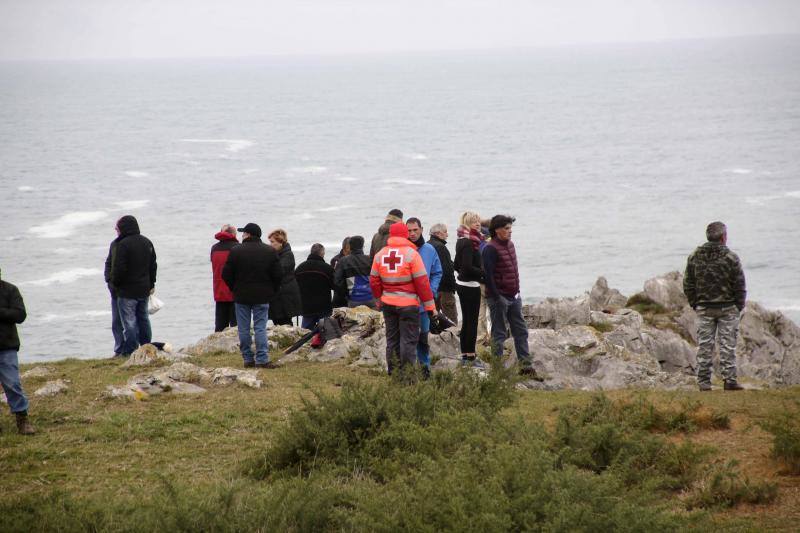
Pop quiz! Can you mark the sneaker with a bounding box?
[698,382,712,392]
[255,362,279,369]
[723,381,744,391]
[243,361,255,368]
[519,367,544,382]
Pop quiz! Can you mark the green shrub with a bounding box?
[686,460,778,509]
[761,412,800,474]
[626,293,668,315]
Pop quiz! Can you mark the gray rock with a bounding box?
[589,277,628,312]
[642,271,688,311]
[641,326,696,373]
[523,295,591,330]
[181,327,241,356]
[21,366,54,379]
[737,301,800,385]
[34,379,70,397]
[674,306,698,344]
[123,343,190,367]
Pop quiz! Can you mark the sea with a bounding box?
[2,35,799,363]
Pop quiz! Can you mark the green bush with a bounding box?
[761,411,800,474]
[686,460,778,509]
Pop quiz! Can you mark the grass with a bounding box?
[1,353,800,531]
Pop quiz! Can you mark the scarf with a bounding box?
[457,225,484,251]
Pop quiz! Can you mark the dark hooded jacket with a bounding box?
[110,216,157,299]
[334,245,374,304]
[295,254,335,315]
[683,241,747,310]
[0,275,26,351]
[221,236,283,305]
[269,243,302,321]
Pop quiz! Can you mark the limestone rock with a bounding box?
[181,327,241,356]
[22,366,54,379]
[642,271,688,311]
[523,295,591,330]
[737,301,800,385]
[641,326,696,373]
[207,367,263,388]
[34,379,70,397]
[122,343,190,367]
[589,277,628,312]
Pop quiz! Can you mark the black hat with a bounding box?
[237,223,262,237]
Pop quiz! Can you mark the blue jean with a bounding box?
[111,294,124,355]
[235,303,269,364]
[301,310,331,331]
[0,349,29,414]
[416,311,431,368]
[118,297,152,355]
[486,294,532,367]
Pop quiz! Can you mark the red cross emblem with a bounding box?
[382,249,403,272]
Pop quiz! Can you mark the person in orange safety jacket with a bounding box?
[370,221,436,375]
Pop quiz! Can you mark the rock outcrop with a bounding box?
[122,343,189,367]
[176,274,799,391]
[105,362,262,400]
[34,379,70,397]
[21,366,54,379]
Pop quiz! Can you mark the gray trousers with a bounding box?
[383,304,420,375]
[486,294,531,367]
[696,305,739,384]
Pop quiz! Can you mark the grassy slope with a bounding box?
[1,353,799,531]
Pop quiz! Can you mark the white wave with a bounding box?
[29,211,109,238]
[84,310,111,317]
[299,212,315,220]
[786,190,800,199]
[38,309,111,322]
[180,139,255,153]
[17,185,35,192]
[384,178,429,185]
[21,268,102,287]
[405,153,428,160]
[124,170,149,178]
[746,190,800,205]
[243,168,260,175]
[113,200,149,210]
[336,176,358,182]
[5,236,21,241]
[317,204,354,212]
[727,168,753,175]
[54,248,75,255]
[289,165,328,174]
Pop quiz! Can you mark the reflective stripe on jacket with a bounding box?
[369,237,435,311]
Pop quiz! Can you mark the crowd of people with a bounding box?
[0,214,748,435]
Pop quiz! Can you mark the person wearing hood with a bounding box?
[370,222,436,376]
[683,221,746,391]
[333,235,376,309]
[268,229,302,326]
[109,215,157,356]
[369,208,403,261]
[295,243,335,330]
[104,223,124,356]
[0,268,36,435]
[211,224,239,332]
[222,223,283,368]
[406,217,442,376]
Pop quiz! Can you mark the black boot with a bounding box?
[15,412,36,435]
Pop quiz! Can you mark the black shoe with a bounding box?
[698,382,712,391]
[243,361,255,368]
[724,381,744,391]
[519,367,544,382]
[255,362,279,369]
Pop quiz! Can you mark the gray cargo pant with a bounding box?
[383,303,420,375]
[696,305,740,384]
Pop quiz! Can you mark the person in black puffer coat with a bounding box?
[295,243,335,330]
[110,215,157,356]
[267,229,302,325]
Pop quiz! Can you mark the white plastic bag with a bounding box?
[148,294,164,315]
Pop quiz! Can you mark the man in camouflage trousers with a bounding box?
[683,221,746,391]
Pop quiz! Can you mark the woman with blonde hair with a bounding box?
[454,211,485,364]
[267,229,302,326]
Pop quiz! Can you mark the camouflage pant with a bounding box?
[696,305,739,384]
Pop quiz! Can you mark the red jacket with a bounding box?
[211,232,238,302]
[370,236,435,311]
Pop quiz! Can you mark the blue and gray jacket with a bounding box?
[333,249,374,304]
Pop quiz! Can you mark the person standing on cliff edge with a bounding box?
[683,221,746,391]
[0,268,36,434]
[211,224,239,332]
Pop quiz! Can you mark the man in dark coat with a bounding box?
[369,209,403,260]
[295,243,335,330]
[210,224,239,332]
[0,268,35,434]
[482,215,537,378]
[109,215,157,356]
[222,223,283,368]
[104,230,124,356]
[428,223,458,324]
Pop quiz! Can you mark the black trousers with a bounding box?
[456,284,481,354]
[382,303,420,375]
[215,301,237,332]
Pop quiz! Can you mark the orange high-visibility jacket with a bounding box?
[370,236,436,311]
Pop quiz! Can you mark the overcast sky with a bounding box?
[1,0,799,61]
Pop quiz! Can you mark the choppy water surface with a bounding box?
[2,36,799,362]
